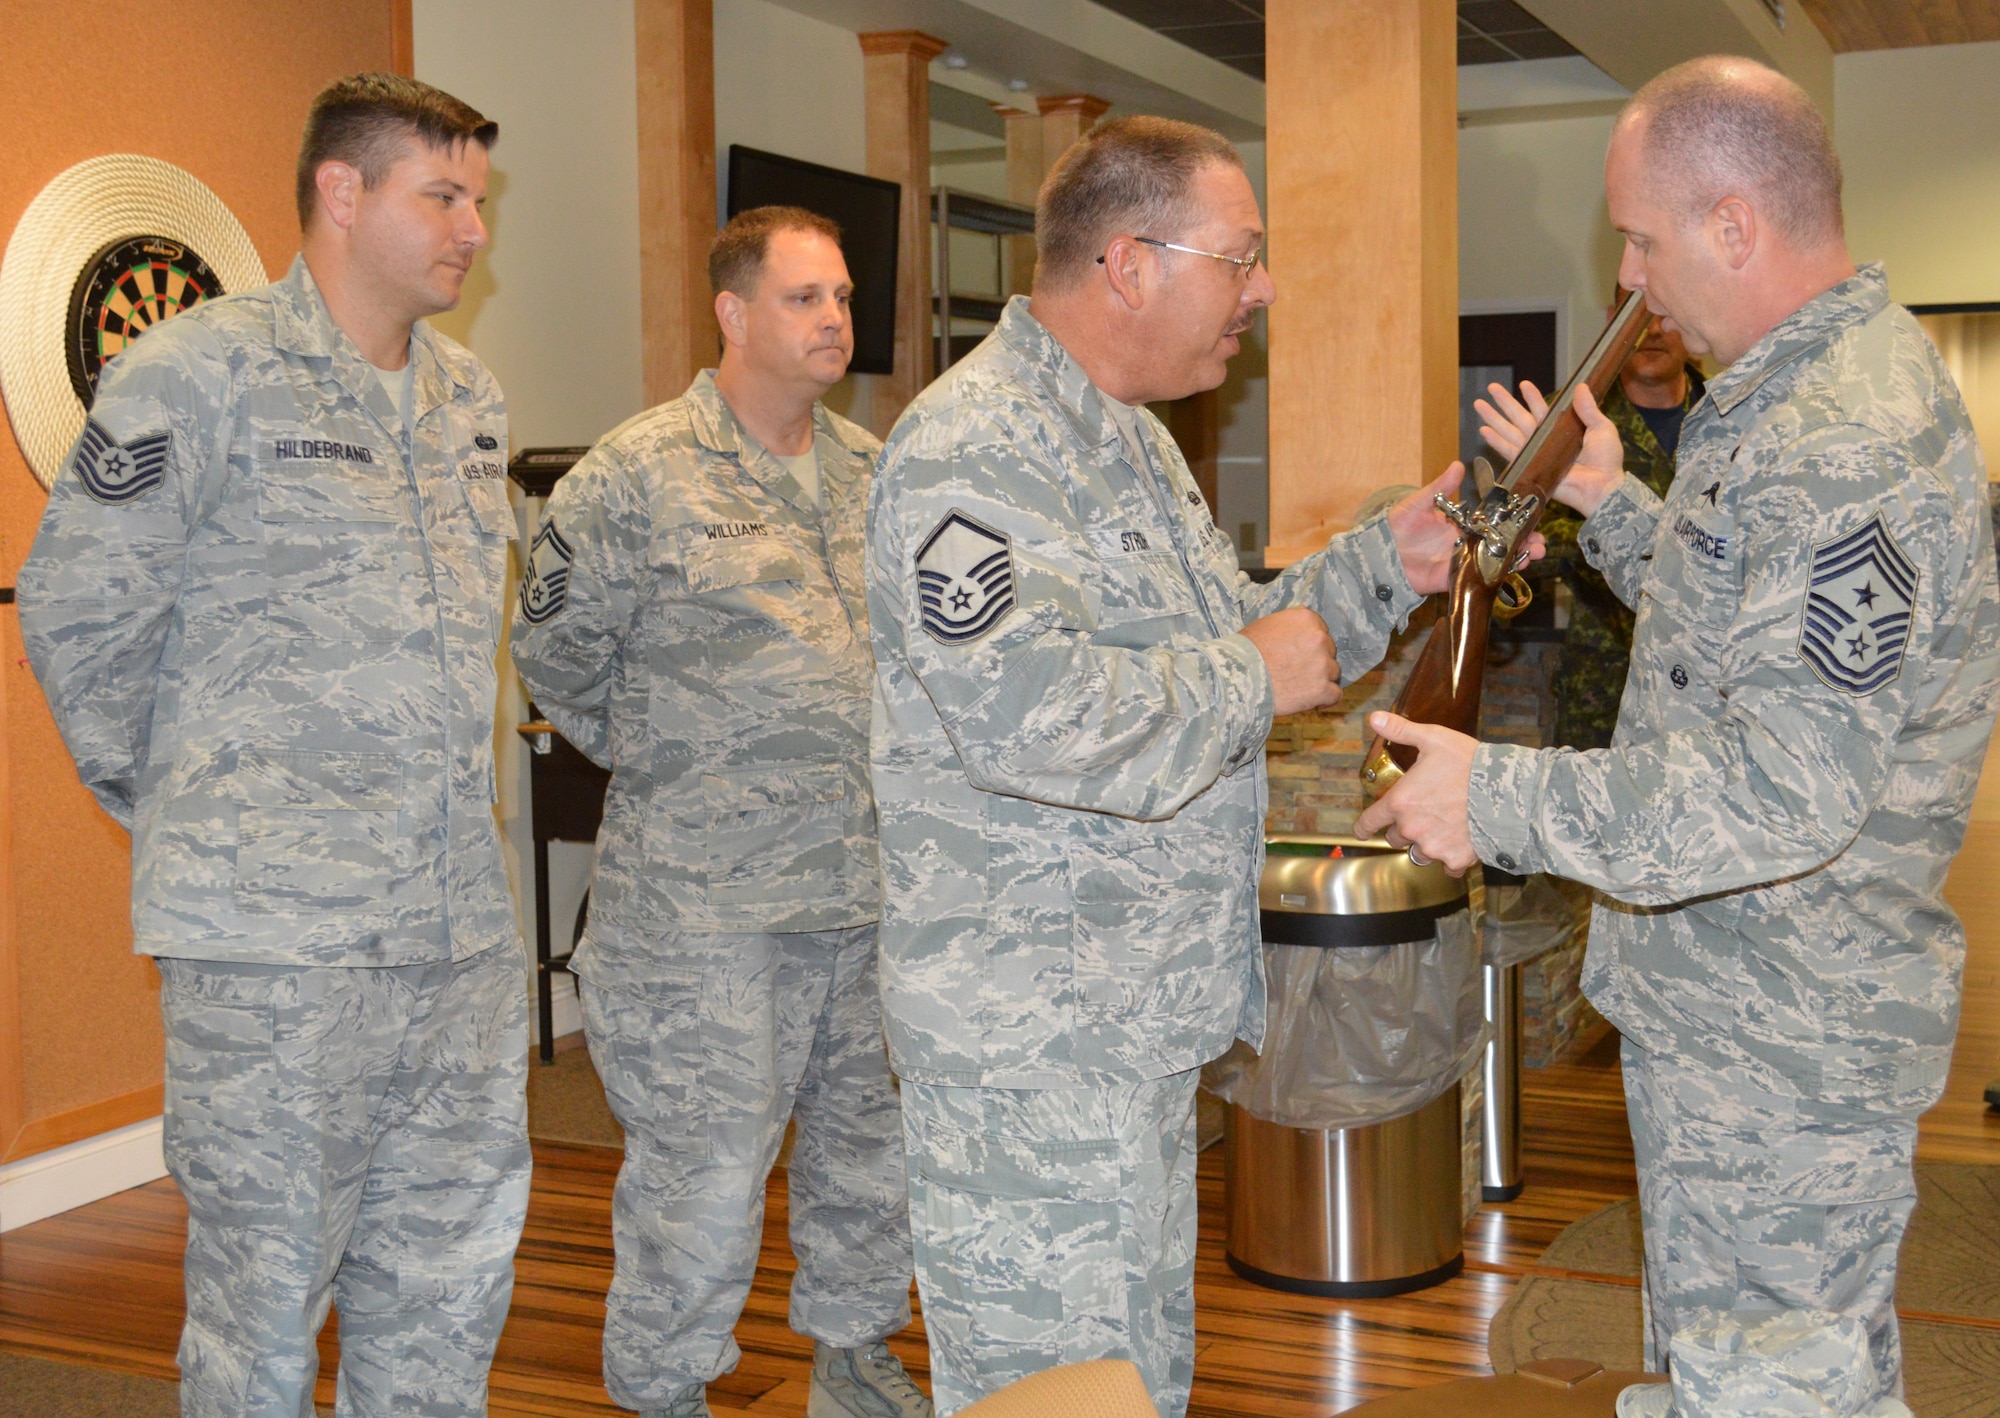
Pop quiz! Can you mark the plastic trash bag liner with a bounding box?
[1205,907,1486,1132]
[1481,870,1576,969]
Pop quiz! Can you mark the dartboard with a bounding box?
[65,234,225,406]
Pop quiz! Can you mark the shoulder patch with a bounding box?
[73,419,170,504]
[916,509,1016,645]
[520,519,575,625]
[1798,514,1918,696]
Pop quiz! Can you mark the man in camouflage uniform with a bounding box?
[19,76,528,1417]
[1361,59,1999,1414]
[867,118,1471,1417]
[1533,315,1705,750]
[510,208,927,1418]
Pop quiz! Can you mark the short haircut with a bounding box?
[296,73,497,229]
[1034,116,1243,289]
[1619,56,1843,248]
[709,206,844,298]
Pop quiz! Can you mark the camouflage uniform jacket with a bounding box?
[19,255,518,966]
[1469,266,2000,1160]
[867,297,1427,1088]
[509,371,882,934]
[1534,370,1704,750]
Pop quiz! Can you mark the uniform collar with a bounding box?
[1703,263,1889,419]
[271,254,471,431]
[993,295,1123,453]
[683,368,870,514]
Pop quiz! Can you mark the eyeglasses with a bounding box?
[1098,236,1265,278]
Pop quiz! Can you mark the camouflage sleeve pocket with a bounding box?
[233,748,404,911]
[461,478,517,540]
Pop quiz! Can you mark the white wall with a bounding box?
[1458,111,1623,381]
[413,0,645,446]
[1837,41,2000,308]
[715,0,868,193]
[414,0,646,1042]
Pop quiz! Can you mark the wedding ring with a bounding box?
[1408,845,1430,867]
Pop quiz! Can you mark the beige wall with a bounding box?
[1457,111,1622,381]
[1838,41,2000,309]
[414,0,646,446]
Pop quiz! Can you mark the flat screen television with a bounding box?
[725,145,902,376]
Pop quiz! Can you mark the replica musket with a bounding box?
[1361,289,1652,799]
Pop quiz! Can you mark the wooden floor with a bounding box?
[0,1030,1623,1418]
[1,821,1996,1415]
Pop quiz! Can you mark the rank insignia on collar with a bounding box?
[72,418,169,504]
[1799,514,1918,695]
[916,509,1016,645]
[520,519,574,625]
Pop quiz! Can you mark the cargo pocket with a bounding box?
[233,749,402,911]
[700,761,849,908]
[577,961,708,1158]
[160,968,285,1230]
[1068,832,1233,1022]
[177,1317,253,1418]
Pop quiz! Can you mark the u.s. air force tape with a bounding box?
[72,417,169,503]
[520,519,574,624]
[1799,513,1917,696]
[916,509,1016,645]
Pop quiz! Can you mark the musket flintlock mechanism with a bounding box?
[1361,289,1654,799]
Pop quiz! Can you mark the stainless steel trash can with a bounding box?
[1224,836,1473,1297]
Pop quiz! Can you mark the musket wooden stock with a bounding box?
[1360,291,1653,798]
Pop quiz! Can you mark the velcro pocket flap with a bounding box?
[678,530,808,593]
[1071,835,1187,902]
[463,479,518,539]
[258,467,407,524]
[700,762,847,811]
[235,749,403,809]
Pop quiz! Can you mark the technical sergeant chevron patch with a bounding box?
[72,418,170,504]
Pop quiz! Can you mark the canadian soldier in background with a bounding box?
[1534,308,1705,750]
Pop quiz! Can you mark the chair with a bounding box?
[954,1359,1161,1418]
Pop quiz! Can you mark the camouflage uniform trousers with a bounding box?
[158,940,531,1418]
[571,921,913,1410]
[901,1070,1202,1418]
[1622,1036,1914,1403]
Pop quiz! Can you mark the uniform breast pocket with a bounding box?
[1068,831,1235,1022]
[258,471,416,642]
[1092,551,1204,647]
[233,748,403,912]
[695,761,850,908]
[676,529,826,683]
[458,479,518,637]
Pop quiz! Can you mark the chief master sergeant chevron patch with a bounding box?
[1799,513,1919,695]
[917,509,1016,644]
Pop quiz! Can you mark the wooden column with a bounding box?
[995,104,1043,295]
[1038,93,1112,166]
[635,0,717,406]
[859,30,949,433]
[1265,0,1457,562]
